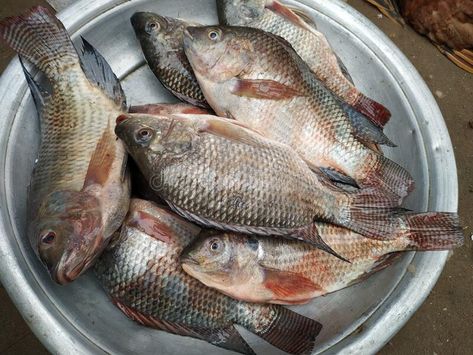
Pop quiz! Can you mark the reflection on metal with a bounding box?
[0,0,457,354]
[47,0,76,11]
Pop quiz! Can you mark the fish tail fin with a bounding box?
[359,153,414,203]
[339,185,406,239]
[0,6,79,80]
[351,93,391,128]
[403,212,464,250]
[252,306,322,354]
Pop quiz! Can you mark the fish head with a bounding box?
[183,26,254,82]
[34,190,103,284]
[181,232,258,289]
[217,0,266,26]
[115,113,193,177]
[130,12,184,58]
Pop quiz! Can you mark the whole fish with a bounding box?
[131,12,209,108]
[0,6,130,284]
[217,0,391,127]
[115,112,442,257]
[95,199,322,355]
[183,26,414,202]
[181,213,463,304]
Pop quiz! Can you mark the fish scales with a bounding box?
[184,25,413,202]
[181,214,463,304]
[96,200,322,354]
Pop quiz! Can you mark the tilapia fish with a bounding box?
[115,112,446,257]
[217,0,391,127]
[0,6,130,284]
[95,199,322,355]
[131,12,209,108]
[183,26,413,202]
[182,213,463,304]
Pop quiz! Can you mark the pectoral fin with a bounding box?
[83,123,116,188]
[262,268,321,303]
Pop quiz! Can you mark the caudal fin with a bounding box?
[352,93,391,128]
[360,153,414,204]
[404,212,464,250]
[339,186,404,239]
[253,306,322,354]
[0,6,78,80]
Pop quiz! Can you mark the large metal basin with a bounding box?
[0,0,458,354]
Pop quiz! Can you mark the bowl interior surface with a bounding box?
[0,0,454,354]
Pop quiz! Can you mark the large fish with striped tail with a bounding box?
[115,112,444,263]
[95,199,322,355]
[0,6,130,284]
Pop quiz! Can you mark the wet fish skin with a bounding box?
[183,25,413,203]
[95,199,322,355]
[130,12,209,108]
[0,6,130,284]
[217,0,391,127]
[181,213,464,305]
[115,112,410,252]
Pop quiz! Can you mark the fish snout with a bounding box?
[130,12,152,32]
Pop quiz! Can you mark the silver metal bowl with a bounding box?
[0,0,458,354]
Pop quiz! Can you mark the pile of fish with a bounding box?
[0,2,463,354]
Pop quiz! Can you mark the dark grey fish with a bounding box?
[130,12,209,108]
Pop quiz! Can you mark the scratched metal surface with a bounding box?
[0,0,457,354]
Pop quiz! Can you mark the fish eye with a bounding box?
[135,127,154,143]
[208,239,222,252]
[208,30,220,41]
[147,22,160,32]
[41,231,56,244]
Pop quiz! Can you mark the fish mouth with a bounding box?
[180,253,200,267]
[51,238,105,285]
[52,257,89,285]
[130,12,152,33]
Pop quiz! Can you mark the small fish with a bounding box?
[181,213,463,305]
[0,6,130,284]
[130,12,209,108]
[95,199,322,355]
[217,0,391,127]
[183,25,414,202]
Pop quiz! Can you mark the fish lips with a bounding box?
[115,114,131,140]
[50,237,105,285]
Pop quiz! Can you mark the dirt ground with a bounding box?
[0,0,471,354]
